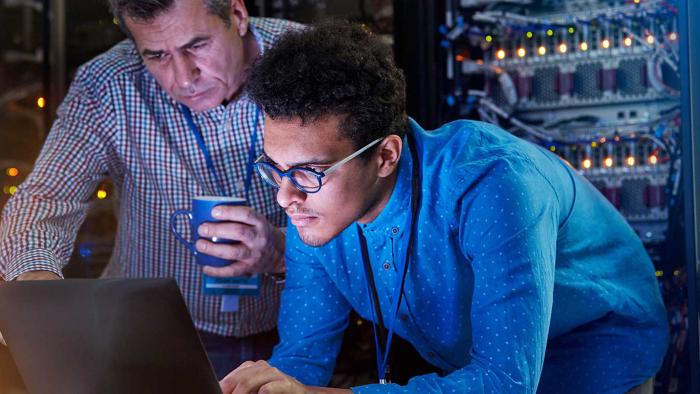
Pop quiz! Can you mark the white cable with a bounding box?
[0,82,42,108]
[1,0,42,11]
[474,0,665,28]
[461,0,531,7]
[479,98,561,142]
[497,73,518,107]
[462,61,517,106]
[647,51,680,97]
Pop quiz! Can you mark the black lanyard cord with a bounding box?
[360,230,388,356]
[359,131,421,384]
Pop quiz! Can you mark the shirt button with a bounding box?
[427,351,436,358]
[382,262,391,270]
[391,227,399,235]
[399,314,408,321]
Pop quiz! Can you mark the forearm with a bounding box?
[0,69,112,281]
[2,247,67,281]
[0,135,107,279]
[0,192,90,280]
[16,270,62,281]
[350,356,531,393]
[308,387,350,394]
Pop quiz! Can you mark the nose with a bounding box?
[172,54,199,92]
[276,178,307,209]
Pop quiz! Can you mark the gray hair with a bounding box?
[108,0,232,37]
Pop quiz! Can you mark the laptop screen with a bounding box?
[0,278,221,394]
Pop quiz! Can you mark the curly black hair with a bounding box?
[246,21,408,152]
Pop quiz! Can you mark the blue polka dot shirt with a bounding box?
[269,119,668,393]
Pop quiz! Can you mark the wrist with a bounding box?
[16,270,62,281]
[307,387,352,394]
[271,226,287,274]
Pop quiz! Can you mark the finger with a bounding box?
[231,362,282,394]
[219,361,257,393]
[219,371,237,394]
[211,205,264,227]
[258,380,290,394]
[198,222,257,244]
[196,239,252,261]
[234,360,257,371]
[203,262,253,278]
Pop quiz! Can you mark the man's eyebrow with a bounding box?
[261,151,334,168]
[140,36,210,57]
[180,35,210,49]
[141,48,164,58]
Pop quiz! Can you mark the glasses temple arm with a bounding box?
[324,137,384,176]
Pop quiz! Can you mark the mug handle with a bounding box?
[170,210,196,255]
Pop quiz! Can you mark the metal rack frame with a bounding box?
[679,0,700,392]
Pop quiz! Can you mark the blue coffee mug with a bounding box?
[170,196,247,267]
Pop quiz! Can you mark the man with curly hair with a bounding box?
[216,22,668,393]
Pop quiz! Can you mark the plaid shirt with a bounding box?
[0,18,301,336]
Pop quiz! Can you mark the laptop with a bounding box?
[0,278,222,394]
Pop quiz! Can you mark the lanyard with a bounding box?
[359,132,421,384]
[180,104,259,200]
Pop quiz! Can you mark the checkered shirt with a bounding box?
[0,18,301,336]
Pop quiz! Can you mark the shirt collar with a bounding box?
[359,133,413,240]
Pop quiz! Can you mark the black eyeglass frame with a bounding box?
[254,137,384,194]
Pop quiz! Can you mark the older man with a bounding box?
[0,0,300,378]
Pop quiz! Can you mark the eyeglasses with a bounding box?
[254,137,383,194]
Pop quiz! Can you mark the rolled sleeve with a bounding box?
[268,224,352,386]
[0,69,111,281]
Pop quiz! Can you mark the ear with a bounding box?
[230,0,250,36]
[374,135,403,179]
